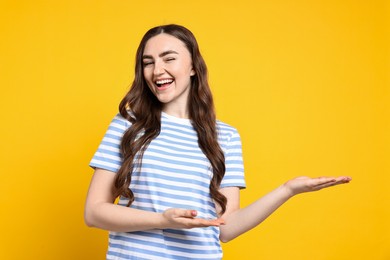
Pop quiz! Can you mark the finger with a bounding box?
[189,210,198,217]
[177,209,197,218]
[314,178,351,190]
[212,218,225,225]
[312,177,337,187]
[336,176,352,182]
[317,176,351,186]
[314,182,337,190]
[192,218,225,227]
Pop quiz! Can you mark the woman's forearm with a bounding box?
[219,176,351,242]
[85,202,165,232]
[85,169,224,232]
[85,203,224,232]
[219,185,292,242]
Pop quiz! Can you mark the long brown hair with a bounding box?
[114,24,227,215]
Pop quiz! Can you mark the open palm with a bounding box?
[284,176,352,197]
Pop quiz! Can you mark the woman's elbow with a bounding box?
[220,237,230,243]
[219,233,235,243]
[84,215,93,228]
[84,205,97,228]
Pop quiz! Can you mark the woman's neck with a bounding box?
[162,104,189,119]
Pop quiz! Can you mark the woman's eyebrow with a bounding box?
[142,50,179,60]
[159,50,178,57]
[142,55,153,60]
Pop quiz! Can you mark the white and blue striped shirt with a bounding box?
[90,112,246,260]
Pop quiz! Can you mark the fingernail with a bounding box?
[191,210,197,216]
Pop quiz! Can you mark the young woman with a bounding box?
[84,24,351,260]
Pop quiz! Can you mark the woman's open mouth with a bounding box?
[155,79,174,90]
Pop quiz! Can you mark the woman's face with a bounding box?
[142,33,195,113]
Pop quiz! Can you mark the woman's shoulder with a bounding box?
[216,119,240,136]
[109,112,133,129]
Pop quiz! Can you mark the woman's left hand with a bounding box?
[283,176,352,197]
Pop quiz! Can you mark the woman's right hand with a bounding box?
[161,208,225,229]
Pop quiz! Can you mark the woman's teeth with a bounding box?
[155,79,174,88]
[156,79,173,85]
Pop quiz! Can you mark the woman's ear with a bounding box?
[190,69,196,76]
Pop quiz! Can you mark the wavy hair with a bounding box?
[114,24,227,214]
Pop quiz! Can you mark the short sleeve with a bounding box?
[89,114,131,173]
[220,127,246,189]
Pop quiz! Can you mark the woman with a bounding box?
[84,24,351,260]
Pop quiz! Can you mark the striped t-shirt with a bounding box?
[90,112,246,260]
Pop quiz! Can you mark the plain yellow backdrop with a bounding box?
[1,0,389,259]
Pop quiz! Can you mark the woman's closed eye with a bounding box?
[143,60,154,66]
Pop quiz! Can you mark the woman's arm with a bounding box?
[218,176,351,243]
[84,168,224,232]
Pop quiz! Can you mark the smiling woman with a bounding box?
[142,34,195,113]
[84,24,351,260]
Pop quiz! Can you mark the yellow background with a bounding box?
[1,0,389,259]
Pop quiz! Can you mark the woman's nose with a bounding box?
[153,61,165,75]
